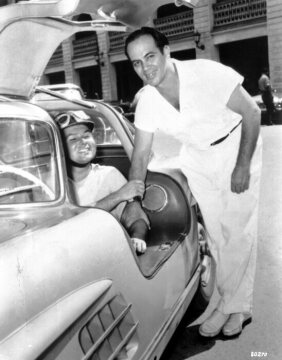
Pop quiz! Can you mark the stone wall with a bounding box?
[267,0,282,94]
[194,0,220,61]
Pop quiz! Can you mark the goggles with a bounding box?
[55,111,94,131]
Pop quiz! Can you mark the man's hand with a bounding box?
[118,180,145,202]
[231,164,250,193]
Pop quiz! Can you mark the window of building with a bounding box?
[47,71,66,85]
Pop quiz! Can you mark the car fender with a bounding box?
[0,279,112,360]
[0,208,132,343]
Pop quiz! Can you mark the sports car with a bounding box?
[0,1,214,360]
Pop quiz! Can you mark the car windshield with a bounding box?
[33,88,84,101]
[0,118,59,204]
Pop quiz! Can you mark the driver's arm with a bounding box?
[129,128,153,183]
[94,179,145,212]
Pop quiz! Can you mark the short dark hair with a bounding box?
[125,27,169,59]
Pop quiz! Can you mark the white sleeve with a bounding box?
[199,60,244,105]
[134,86,158,133]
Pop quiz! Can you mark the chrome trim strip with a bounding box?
[81,303,134,360]
[107,323,139,360]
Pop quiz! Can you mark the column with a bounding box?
[62,38,80,85]
[193,0,219,61]
[97,31,118,101]
[267,0,282,94]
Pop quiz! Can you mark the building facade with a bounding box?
[4,0,282,102]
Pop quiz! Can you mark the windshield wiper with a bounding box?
[0,184,37,198]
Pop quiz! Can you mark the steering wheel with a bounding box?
[0,165,55,200]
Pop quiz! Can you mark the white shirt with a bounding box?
[69,164,127,218]
[135,59,243,151]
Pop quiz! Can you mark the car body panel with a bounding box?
[73,0,198,28]
[0,16,97,98]
[0,278,112,360]
[0,200,199,359]
[0,0,80,29]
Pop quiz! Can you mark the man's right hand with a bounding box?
[119,180,145,201]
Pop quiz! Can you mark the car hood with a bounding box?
[0,0,198,99]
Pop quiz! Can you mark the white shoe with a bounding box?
[222,312,252,336]
[199,309,229,337]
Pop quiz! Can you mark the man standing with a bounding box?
[258,68,275,125]
[125,27,262,337]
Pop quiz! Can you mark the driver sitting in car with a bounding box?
[55,110,149,254]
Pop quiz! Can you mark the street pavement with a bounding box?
[161,125,282,360]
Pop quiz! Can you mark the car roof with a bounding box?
[35,84,81,91]
[0,99,53,121]
[0,0,198,99]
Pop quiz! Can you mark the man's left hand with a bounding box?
[231,164,250,193]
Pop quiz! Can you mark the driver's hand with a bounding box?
[131,238,147,254]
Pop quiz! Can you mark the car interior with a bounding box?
[55,104,194,278]
[34,92,196,278]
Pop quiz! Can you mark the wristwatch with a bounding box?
[127,196,142,203]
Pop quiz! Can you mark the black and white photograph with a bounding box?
[0,1,281,359]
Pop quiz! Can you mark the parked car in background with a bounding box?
[0,1,213,360]
[106,100,136,122]
[253,91,282,125]
[32,83,86,101]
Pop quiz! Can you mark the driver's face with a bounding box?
[64,124,96,165]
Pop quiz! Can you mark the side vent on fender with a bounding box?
[79,294,139,360]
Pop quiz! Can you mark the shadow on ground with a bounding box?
[160,323,215,360]
[160,321,247,360]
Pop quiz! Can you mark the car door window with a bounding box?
[91,114,121,146]
[0,119,59,204]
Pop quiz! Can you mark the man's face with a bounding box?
[63,124,96,165]
[127,34,170,88]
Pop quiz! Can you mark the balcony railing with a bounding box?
[109,10,194,53]
[154,10,194,38]
[213,0,266,29]
[109,32,129,53]
[47,45,63,67]
[72,36,99,59]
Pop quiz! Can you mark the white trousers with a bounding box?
[180,125,262,314]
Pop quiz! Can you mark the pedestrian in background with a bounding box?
[258,68,275,125]
[125,27,262,338]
